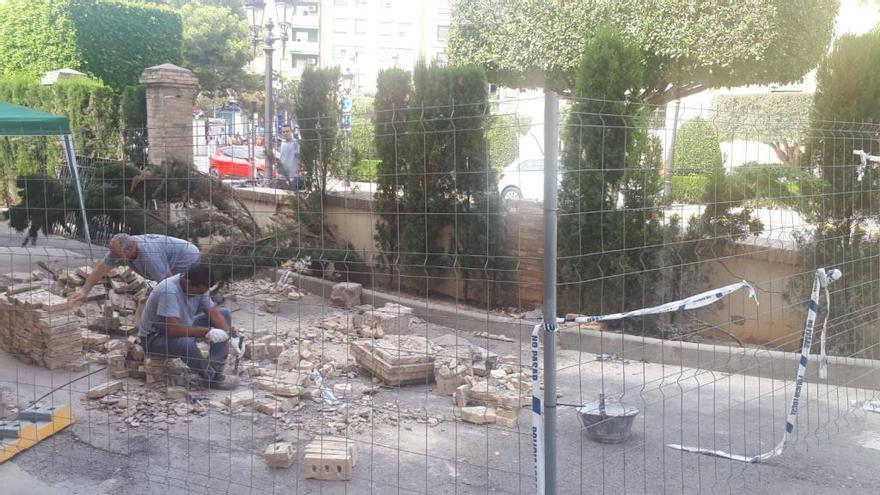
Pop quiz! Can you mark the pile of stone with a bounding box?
[0,282,82,370]
[350,335,440,386]
[453,365,532,429]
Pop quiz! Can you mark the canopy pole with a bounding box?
[60,135,92,252]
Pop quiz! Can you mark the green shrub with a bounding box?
[350,159,379,182]
[0,0,182,88]
[673,117,722,175]
[669,175,709,204]
[487,114,519,172]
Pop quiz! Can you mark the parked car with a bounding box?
[209,146,274,181]
[498,158,561,201]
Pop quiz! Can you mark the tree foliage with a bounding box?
[712,93,812,165]
[487,114,519,172]
[0,0,183,89]
[180,3,256,96]
[295,67,340,196]
[673,117,723,175]
[373,63,508,304]
[449,0,838,104]
[556,27,674,314]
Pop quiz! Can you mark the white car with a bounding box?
[498,158,560,201]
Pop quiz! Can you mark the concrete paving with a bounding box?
[1,233,880,494]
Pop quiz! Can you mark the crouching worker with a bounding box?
[139,264,238,390]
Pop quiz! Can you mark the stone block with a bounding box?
[263,442,296,469]
[460,406,496,425]
[330,282,362,308]
[87,380,124,399]
[303,436,356,481]
[495,407,519,428]
[223,390,256,408]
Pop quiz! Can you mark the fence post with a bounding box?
[542,88,559,494]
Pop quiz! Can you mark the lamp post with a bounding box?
[245,0,294,183]
[340,68,354,188]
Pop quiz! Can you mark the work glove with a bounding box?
[206,328,229,343]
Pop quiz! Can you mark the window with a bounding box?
[334,0,349,6]
[380,21,393,37]
[437,25,449,41]
[355,19,368,34]
[398,22,412,38]
[438,0,450,12]
[522,160,543,171]
[293,29,317,42]
[298,5,318,15]
[221,148,234,158]
[434,51,448,65]
[334,18,353,34]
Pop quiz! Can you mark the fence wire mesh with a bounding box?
[1,93,880,495]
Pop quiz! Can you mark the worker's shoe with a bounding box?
[202,374,239,390]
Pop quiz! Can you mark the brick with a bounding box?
[254,377,302,397]
[267,341,285,358]
[254,396,297,415]
[303,436,356,480]
[246,343,268,360]
[460,406,496,425]
[276,349,300,370]
[7,281,43,295]
[263,442,296,468]
[87,380,124,399]
[332,383,352,398]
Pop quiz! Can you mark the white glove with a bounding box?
[206,328,229,343]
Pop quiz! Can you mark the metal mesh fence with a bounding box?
[1,94,880,494]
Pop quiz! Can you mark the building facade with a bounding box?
[250,0,451,95]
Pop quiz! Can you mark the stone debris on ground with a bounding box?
[264,442,296,468]
[453,361,531,429]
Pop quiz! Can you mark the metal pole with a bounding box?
[264,20,275,182]
[542,89,559,494]
[344,129,350,188]
[61,135,92,254]
[663,99,681,198]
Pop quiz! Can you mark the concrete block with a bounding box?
[330,282,362,308]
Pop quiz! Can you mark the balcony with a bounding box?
[291,14,319,29]
[290,40,320,56]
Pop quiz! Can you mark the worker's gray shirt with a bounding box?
[138,274,214,338]
[103,234,199,281]
[279,139,300,177]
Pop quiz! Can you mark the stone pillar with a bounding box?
[139,64,199,165]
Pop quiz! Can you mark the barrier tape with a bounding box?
[668,268,841,463]
[531,281,758,494]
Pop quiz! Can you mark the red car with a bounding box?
[209,146,276,180]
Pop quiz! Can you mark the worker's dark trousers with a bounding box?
[143,308,231,382]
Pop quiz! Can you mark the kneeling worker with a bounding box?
[69,233,200,302]
[139,264,238,390]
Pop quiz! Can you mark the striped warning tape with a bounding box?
[668,268,842,463]
[531,280,758,493]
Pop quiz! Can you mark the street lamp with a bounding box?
[245,0,294,182]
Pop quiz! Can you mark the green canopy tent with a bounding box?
[0,101,91,246]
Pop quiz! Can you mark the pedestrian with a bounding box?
[68,233,200,302]
[278,124,301,190]
[139,263,238,390]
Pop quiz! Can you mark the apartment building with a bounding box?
[250,0,451,95]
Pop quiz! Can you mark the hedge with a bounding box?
[0,0,182,88]
[673,117,723,175]
[669,175,709,204]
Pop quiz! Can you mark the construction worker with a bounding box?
[139,263,238,390]
[68,233,200,303]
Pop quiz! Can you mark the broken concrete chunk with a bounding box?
[87,380,124,399]
[223,390,256,408]
[264,442,296,469]
[495,407,519,428]
[330,282,362,308]
[276,349,301,370]
[460,406,496,425]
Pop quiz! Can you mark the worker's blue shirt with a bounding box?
[138,274,214,338]
[103,234,199,281]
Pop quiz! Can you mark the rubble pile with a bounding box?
[350,335,440,386]
[453,363,532,428]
